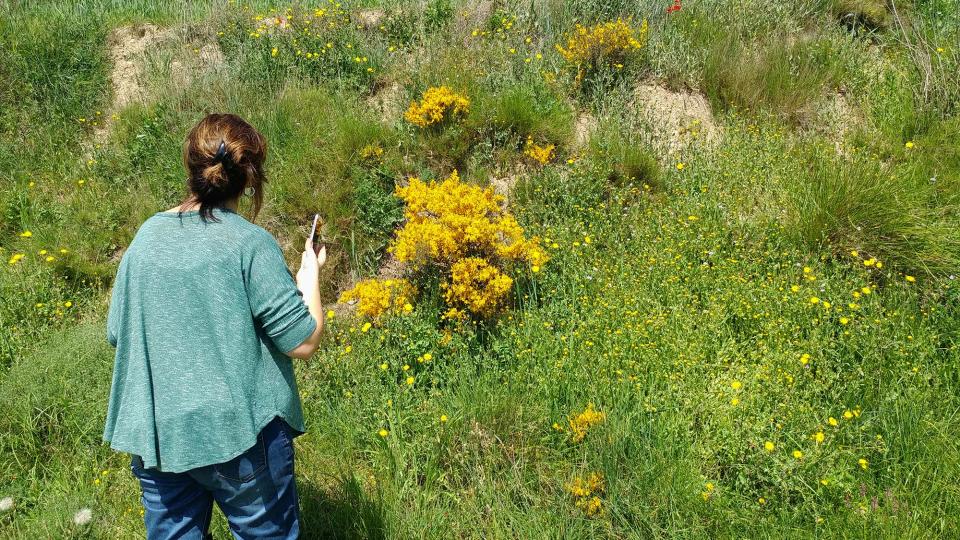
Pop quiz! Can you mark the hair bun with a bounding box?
[200,162,229,188]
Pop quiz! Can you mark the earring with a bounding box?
[243,186,256,197]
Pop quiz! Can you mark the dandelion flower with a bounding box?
[793,450,803,459]
[905,141,914,149]
[0,497,13,512]
[440,414,448,423]
[828,417,838,427]
[764,441,775,452]
[406,376,415,385]
[730,380,742,390]
[905,275,916,283]
[378,429,389,438]
[813,431,825,444]
[361,322,372,332]
[73,508,93,525]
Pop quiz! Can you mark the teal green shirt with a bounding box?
[103,207,317,472]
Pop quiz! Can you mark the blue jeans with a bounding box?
[130,416,300,539]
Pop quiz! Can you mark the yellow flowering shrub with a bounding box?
[523,136,555,165]
[568,403,605,442]
[391,170,548,269]
[567,472,605,516]
[359,143,384,160]
[387,170,548,321]
[555,18,648,68]
[338,278,415,319]
[403,86,470,127]
[441,258,514,321]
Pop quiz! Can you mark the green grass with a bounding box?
[2,0,960,538]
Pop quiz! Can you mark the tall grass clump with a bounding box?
[788,146,960,277]
[586,121,662,192]
[702,32,848,121]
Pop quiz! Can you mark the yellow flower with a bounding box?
[361,322,372,332]
[730,398,740,406]
[828,417,838,427]
[440,414,448,423]
[793,450,803,459]
[809,296,820,304]
[730,380,742,390]
[555,18,648,67]
[764,441,775,452]
[378,429,389,438]
[380,362,388,370]
[840,317,849,325]
[676,162,685,171]
[64,301,73,308]
[404,86,470,127]
[523,137,555,165]
[568,403,605,443]
[858,458,868,470]
[340,279,415,320]
[843,410,853,420]
[800,353,810,365]
[905,141,914,149]
[905,275,916,283]
[19,230,32,238]
[423,353,432,361]
[813,431,825,444]
[406,376,415,385]
[820,478,829,486]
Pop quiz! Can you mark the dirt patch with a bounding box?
[354,9,386,30]
[631,82,720,155]
[488,165,526,205]
[366,81,406,124]
[803,91,863,155]
[573,112,597,150]
[108,24,175,111]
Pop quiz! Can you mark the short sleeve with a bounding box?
[242,230,318,353]
[106,256,126,348]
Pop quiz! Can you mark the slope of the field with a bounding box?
[2,1,960,538]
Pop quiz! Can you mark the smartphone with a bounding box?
[309,213,323,255]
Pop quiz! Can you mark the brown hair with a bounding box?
[181,113,267,223]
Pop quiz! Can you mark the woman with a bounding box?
[103,113,326,539]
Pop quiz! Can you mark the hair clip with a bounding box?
[213,140,227,162]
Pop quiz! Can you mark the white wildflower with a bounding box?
[0,496,13,511]
[73,507,93,525]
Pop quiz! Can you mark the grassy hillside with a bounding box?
[2,0,960,538]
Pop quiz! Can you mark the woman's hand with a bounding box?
[296,237,326,288]
[290,236,326,359]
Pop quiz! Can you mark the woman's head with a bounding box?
[182,113,267,222]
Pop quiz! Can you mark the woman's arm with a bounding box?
[287,237,326,359]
